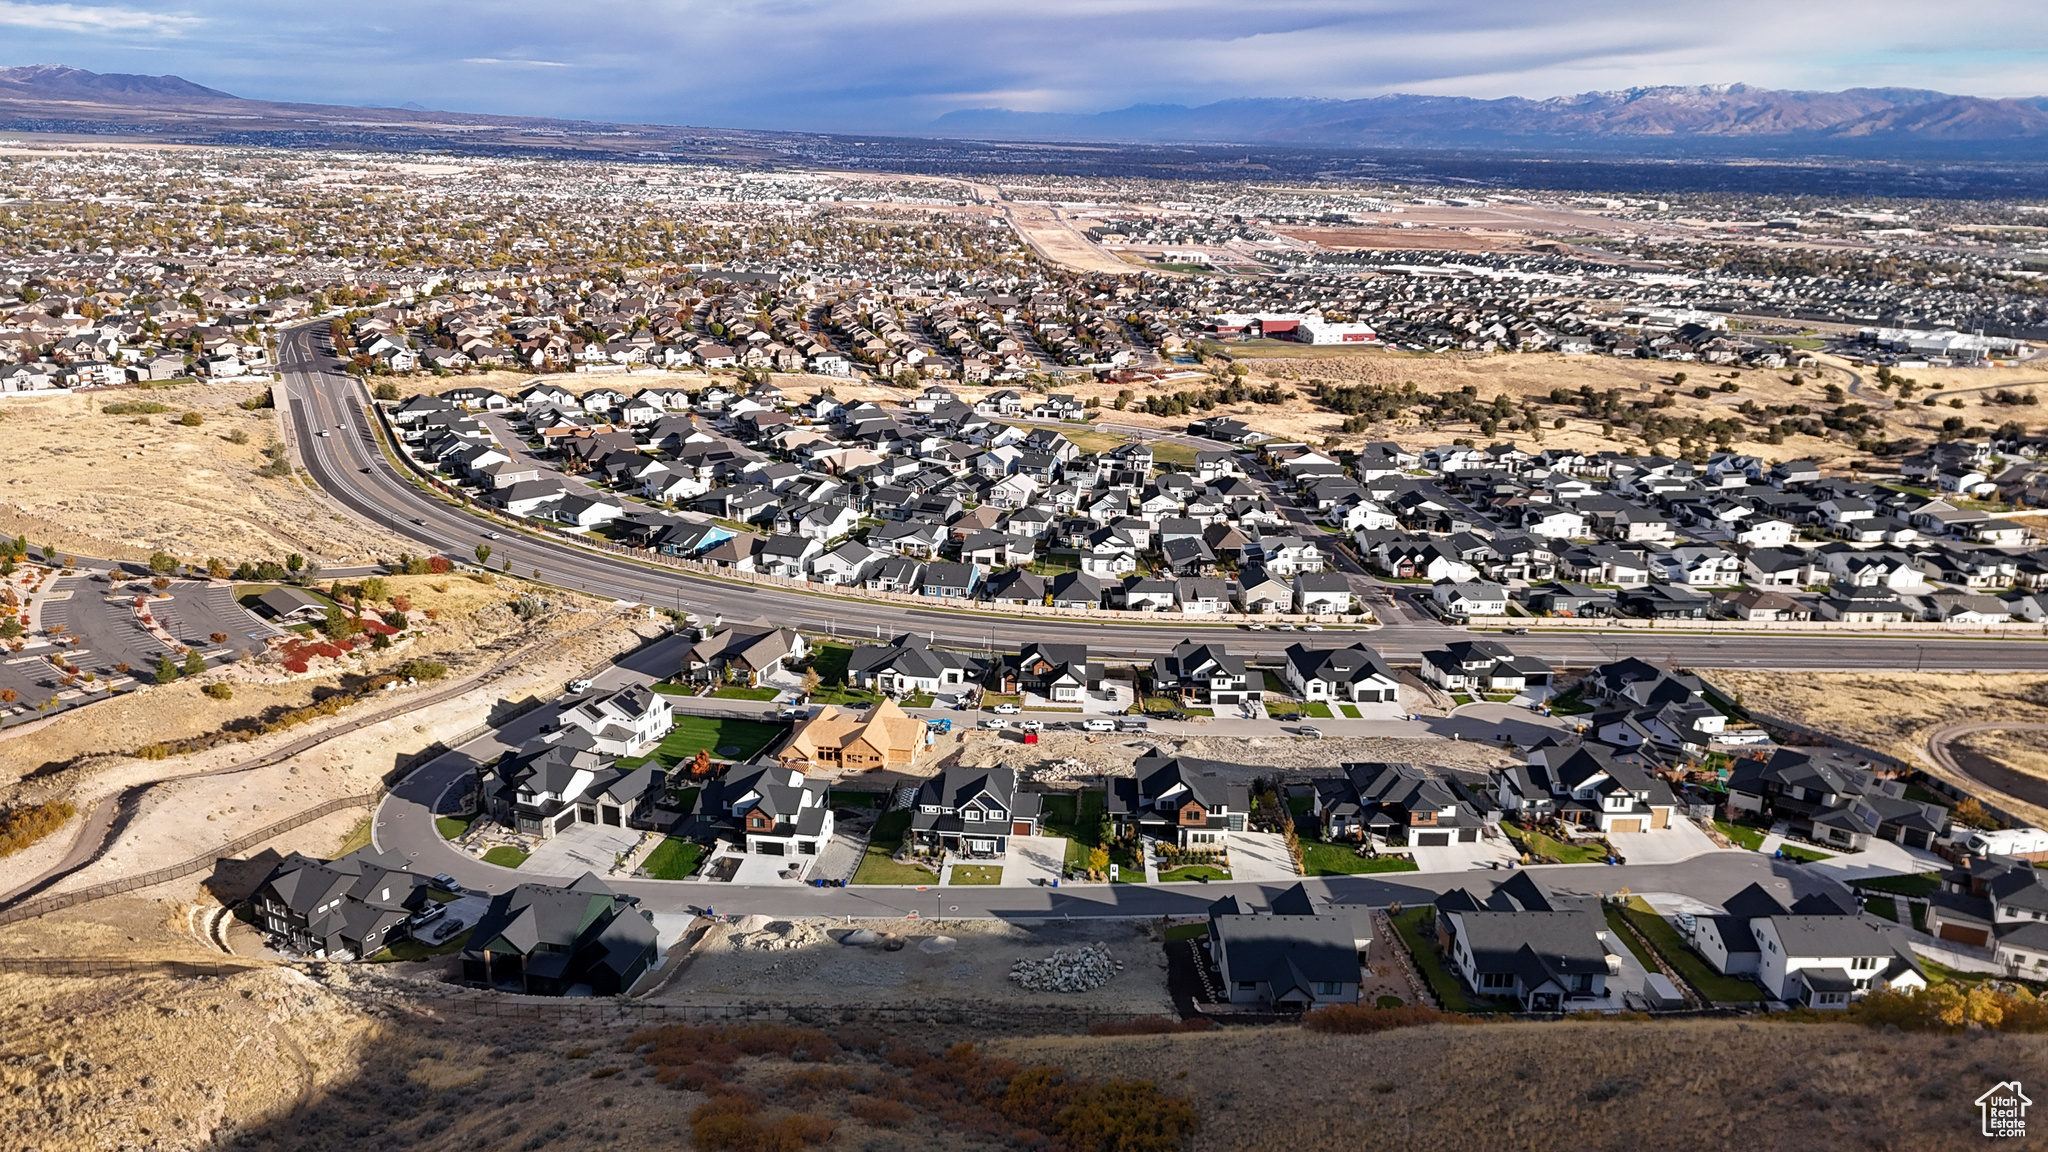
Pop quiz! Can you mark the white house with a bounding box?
[553,684,674,757]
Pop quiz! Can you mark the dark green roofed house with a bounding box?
[459,872,658,997]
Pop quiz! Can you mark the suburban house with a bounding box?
[777,698,925,773]
[1507,744,1676,835]
[248,846,433,959]
[1292,572,1356,615]
[1106,753,1249,849]
[689,764,835,860]
[1726,748,1948,851]
[458,872,659,996]
[1151,640,1261,708]
[909,765,1042,858]
[1420,641,1553,695]
[680,623,809,687]
[1205,883,1370,1009]
[998,642,1103,704]
[553,684,674,757]
[1311,762,1488,846]
[1926,855,2048,974]
[485,734,665,839]
[845,633,982,697]
[1691,883,1925,1006]
[1433,872,1618,1011]
[1431,579,1510,618]
[1281,643,1401,704]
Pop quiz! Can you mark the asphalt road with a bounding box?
[274,324,2048,673]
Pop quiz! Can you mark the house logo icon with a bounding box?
[1976,1081,2030,1139]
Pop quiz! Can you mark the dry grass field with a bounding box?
[0,379,404,564]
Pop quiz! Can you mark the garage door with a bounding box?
[1013,821,1033,836]
[1610,819,1643,834]
[1414,831,1451,847]
[1939,922,1989,947]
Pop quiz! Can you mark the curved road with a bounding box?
[1923,722,2048,815]
[275,324,2048,672]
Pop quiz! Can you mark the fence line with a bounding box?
[0,790,382,927]
[0,956,263,979]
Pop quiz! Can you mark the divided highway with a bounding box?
[276,325,2048,672]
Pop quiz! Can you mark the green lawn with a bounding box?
[1390,909,1498,1014]
[1853,872,1940,898]
[1337,704,1362,719]
[851,810,938,885]
[950,865,1003,885]
[482,845,528,869]
[827,789,885,808]
[1714,820,1767,852]
[1776,843,1835,863]
[1602,905,1661,970]
[1505,825,1610,864]
[436,813,481,840]
[1617,898,1764,1002]
[1260,670,1293,697]
[1041,791,1107,871]
[709,685,779,701]
[641,837,706,880]
[1713,820,1767,851]
[1287,795,1312,816]
[806,642,854,686]
[1864,896,1899,923]
[1911,902,1928,932]
[367,927,473,963]
[1157,865,1231,883]
[809,684,880,706]
[622,715,786,768]
[1149,441,1198,467]
[1300,838,1421,876]
[1163,923,1208,943]
[1300,701,1334,719]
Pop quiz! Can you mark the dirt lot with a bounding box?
[1706,670,2048,826]
[944,730,1518,784]
[0,380,406,564]
[998,1019,2044,1152]
[649,916,1174,1017]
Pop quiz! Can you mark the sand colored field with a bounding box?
[0,379,406,565]
[1275,225,1550,253]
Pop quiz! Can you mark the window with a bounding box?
[1314,981,1343,996]
[1481,972,1514,990]
[962,809,979,822]
[1237,981,1258,990]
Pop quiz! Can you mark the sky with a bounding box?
[1,0,2045,132]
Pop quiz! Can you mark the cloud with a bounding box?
[0,1,199,34]
[462,57,570,68]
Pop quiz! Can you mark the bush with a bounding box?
[398,658,448,681]
[1087,1016,1212,1037]
[1052,1080,1201,1152]
[102,400,169,415]
[1853,985,2048,1033]
[178,412,203,427]
[848,1097,915,1127]
[0,799,77,858]
[202,683,233,701]
[1302,1003,1468,1034]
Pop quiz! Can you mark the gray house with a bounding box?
[1206,882,1369,1009]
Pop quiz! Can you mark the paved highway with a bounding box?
[275,323,2048,672]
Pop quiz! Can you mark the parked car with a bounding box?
[1116,717,1149,733]
[1016,718,1043,732]
[1298,725,1323,738]
[1275,622,1296,631]
[1303,624,1325,632]
[429,917,465,942]
[992,702,1021,715]
[1081,718,1116,733]
[1242,622,1266,630]
[778,706,809,720]
[430,873,459,890]
[979,718,1008,730]
[411,905,446,928]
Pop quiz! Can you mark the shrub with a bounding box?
[1052,1080,1201,1152]
[228,428,249,444]
[178,412,203,427]
[398,658,448,681]
[0,799,76,858]
[1303,1003,1470,1034]
[848,1097,915,1127]
[428,556,452,575]
[202,683,233,701]
[154,655,178,684]
[102,400,170,415]
[1087,1016,1212,1037]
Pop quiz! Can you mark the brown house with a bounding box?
[778,698,925,773]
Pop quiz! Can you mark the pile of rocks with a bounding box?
[1009,943,1120,993]
[1018,757,1102,785]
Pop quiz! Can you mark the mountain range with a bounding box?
[933,84,2048,148]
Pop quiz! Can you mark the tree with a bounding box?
[148,550,178,575]
[800,668,822,698]
[692,749,713,778]
[475,543,492,567]
[373,381,400,401]
[285,553,304,574]
[359,576,389,603]
[154,655,178,684]
[1087,846,1110,875]
[206,557,230,579]
[183,649,205,677]
[321,607,360,641]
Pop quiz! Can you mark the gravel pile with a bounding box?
[1017,757,1100,785]
[728,919,827,951]
[1010,942,1121,993]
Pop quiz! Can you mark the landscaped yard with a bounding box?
[481,845,528,869]
[1616,897,1765,1002]
[1041,791,1126,873]
[1260,670,1293,697]
[1864,896,1899,922]
[622,715,786,769]
[1299,701,1334,719]
[1337,704,1362,719]
[709,685,779,701]
[367,928,472,963]
[1163,922,1208,943]
[1299,837,1421,876]
[850,810,938,885]
[1546,684,1592,715]
[1714,819,1768,852]
[827,790,885,809]
[1776,843,1836,863]
[1390,908,1498,1014]
[950,865,1003,885]
[1853,872,1940,898]
[436,813,481,840]
[651,682,698,696]
[1157,865,1231,883]
[1505,824,1611,864]
[641,837,706,880]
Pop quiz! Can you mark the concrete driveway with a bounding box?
[521,822,642,875]
[1001,835,1067,887]
[1607,815,1721,866]
[1407,835,1520,873]
[1230,832,1300,881]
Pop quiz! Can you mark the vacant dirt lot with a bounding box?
[0,380,404,564]
[650,916,1174,1017]
[948,731,1517,783]
[1000,1019,2043,1152]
